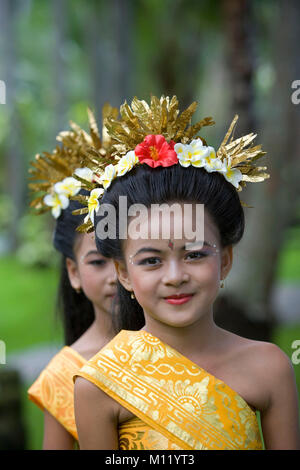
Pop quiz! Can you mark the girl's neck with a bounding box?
[70,304,115,361]
[91,304,115,341]
[142,310,221,361]
[76,305,114,356]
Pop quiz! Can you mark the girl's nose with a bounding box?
[107,263,118,284]
[162,259,189,286]
[107,275,117,285]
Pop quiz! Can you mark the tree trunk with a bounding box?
[52,0,68,134]
[153,0,202,108]
[221,0,256,134]
[81,0,133,123]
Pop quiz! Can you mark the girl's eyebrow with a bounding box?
[84,250,102,258]
[132,241,213,258]
[132,247,162,257]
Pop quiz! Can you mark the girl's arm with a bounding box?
[74,377,119,449]
[43,410,75,450]
[260,345,300,450]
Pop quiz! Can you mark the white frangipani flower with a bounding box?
[116,151,139,176]
[43,192,69,219]
[220,157,243,189]
[99,164,117,189]
[87,188,104,224]
[74,167,94,182]
[54,176,81,197]
[203,148,225,173]
[175,139,211,168]
[174,139,242,188]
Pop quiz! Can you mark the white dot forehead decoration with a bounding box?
[184,241,220,254]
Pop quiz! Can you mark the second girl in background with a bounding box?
[27,107,119,449]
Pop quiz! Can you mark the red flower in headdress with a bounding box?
[135,134,178,168]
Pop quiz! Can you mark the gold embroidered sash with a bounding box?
[75,330,263,450]
[28,346,85,440]
[118,416,183,450]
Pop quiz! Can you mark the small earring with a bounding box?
[220,280,224,289]
[75,287,81,294]
[130,291,135,299]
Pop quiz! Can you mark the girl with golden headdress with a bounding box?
[73,96,300,450]
[27,108,118,449]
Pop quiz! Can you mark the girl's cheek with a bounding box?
[127,266,142,287]
[192,265,220,290]
[80,267,99,288]
[131,272,152,294]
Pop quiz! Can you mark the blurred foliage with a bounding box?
[0,194,14,233]
[0,0,272,180]
[0,254,62,352]
[22,382,44,450]
[276,226,300,282]
[16,213,58,268]
[0,0,298,218]
[273,324,300,406]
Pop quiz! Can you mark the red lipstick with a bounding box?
[164,293,194,305]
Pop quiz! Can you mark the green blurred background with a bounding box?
[0,0,299,450]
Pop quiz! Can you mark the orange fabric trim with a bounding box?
[28,347,85,440]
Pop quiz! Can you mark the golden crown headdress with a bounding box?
[72,95,269,233]
[28,104,118,220]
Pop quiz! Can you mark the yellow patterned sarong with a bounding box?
[28,347,85,440]
[74,330,263,450]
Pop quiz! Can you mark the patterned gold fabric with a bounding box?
[28,346,85,440]
[75,330,263,450]
[119,417,182,450]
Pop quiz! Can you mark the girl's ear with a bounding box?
[66,257,81,291]
[220,245,233,281]
[113,260,133,292]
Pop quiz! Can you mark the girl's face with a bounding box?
[115,203,232,329]
[66,232,117,314]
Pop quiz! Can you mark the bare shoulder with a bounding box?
[74,376,117,411]
[234,334,292,373]
[219,328,295,389]
[244,339,296,389]
[74,377,120,449]
[219,327,291,365]
[231,335,300,449]
[74,375,100,395]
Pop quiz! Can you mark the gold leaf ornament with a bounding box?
[50,95,269,231]
[28,104,119,228]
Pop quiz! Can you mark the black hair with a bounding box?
[94,164,245,332]
[54,191,95,345]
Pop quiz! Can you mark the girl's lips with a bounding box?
[164,294,194,305]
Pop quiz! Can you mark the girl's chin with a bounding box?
[158,318,201,329]
[146,309,205,329]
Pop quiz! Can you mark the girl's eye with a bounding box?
[185,251,207,261]
[89,260,106,266]
[138,257,161,266]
